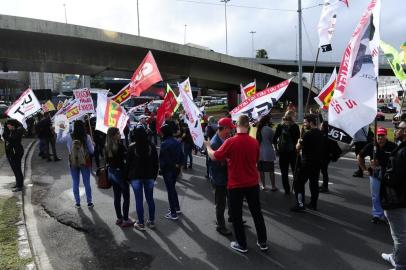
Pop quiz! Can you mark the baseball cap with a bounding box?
[377,127,387,135]
[218,117,236,129]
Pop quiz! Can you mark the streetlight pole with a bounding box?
[297,0,304,122]
[220,0,230,55]
[137,0,140,36]
[63,3,68,24]
[184,24,187,44]
[249,31,256,58]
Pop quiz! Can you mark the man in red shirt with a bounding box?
[205,115,268,253]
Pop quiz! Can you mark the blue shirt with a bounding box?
[209,134,228,186]
[57,129,94,155]
[159,137,184,173]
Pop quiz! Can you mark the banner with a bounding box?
[129,51,163,96]
[42,100,56,113]
[178,78,193,101]
[314,68,337,110]
[318,0,349,52]
[54,99,85,122]
[241,81,256,100]
[380,40,406,81]
[112,83,131,104]
[179,83,204,148]
[6,88,42,128]
[95,93,129,135]
[56,100,64,111]
[231,79,292,121]
[73,88,95,113]
[156,88,179,133]
[328,0,381,142]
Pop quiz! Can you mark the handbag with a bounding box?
[96,166,111,189]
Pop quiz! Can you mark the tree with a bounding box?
[256,49,268,59]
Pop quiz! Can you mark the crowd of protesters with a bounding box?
[1,104,405,268]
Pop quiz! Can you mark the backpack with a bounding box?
[69,139,89,168]
[278,125,294,153]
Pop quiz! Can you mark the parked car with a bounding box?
[378,105,397,113]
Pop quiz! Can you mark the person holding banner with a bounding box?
[2,119,25,192]
[205,115,268,253]
[57,120,94,209]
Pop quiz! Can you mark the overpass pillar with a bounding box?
[227,89,238,111]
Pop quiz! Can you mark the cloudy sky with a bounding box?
[2,0,405,62]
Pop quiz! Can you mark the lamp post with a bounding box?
[297,0,303,122]
[137,0,140,36]
[220,0,230,55]
[63,3,67,24]
[249,30,256,58]
[184,24,187,44]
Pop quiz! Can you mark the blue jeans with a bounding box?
[130,179,155,224]
[163,170,180,215]
[70,166,92,205]
[369,176,384,218]
[385,208,406,270]
[108,167,130,221]
[39,138,45,156]
[183,143,193,167]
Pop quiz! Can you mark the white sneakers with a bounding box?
[381,253,396,268]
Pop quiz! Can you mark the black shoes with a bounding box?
[319,186,329,193]
[352,171,363,178]
[305,203,318,211]
[216,227,232,236]
[54,157,62,162]
[12,187,23,192]
[371,217,387,225]
[290,205,305,212]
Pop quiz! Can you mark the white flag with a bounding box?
[73,88,95,114]
[328,0,380,143]
[178,78,194,101]
[54,99,85,123]
[231,79,292,121]
[6,88,41,128]
[179,83,204,148]
[318,0,349,52]
[95,93,129,135]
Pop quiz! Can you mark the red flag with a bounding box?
[156,90,178,133]
[130,51,163,96]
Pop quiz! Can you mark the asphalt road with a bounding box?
[29,143,394,270]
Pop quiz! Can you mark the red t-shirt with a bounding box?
[214,133,259,189]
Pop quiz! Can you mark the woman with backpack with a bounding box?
[105,127,133,227]
[273,110,300,195]
[128,127,159,230]
[256,114,277,191]
[57,120,94,208]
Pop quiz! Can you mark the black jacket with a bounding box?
[381,141,406,209]
[3,126,24,159]
[127,142,159,180]
[105,143,127,170]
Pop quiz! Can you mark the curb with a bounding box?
[13,139,36,270]
[22,140,54,270]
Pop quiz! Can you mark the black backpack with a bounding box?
[278,125,295,153]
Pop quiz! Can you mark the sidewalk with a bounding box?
[0,138,36,270]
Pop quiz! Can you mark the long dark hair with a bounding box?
[256,114,271,143]
[71,120,87,145]
[105,127,119,158]
[133,127,150,157]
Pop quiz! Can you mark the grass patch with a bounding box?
[0,197,32,270]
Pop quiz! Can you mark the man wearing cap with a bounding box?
[208,117,234,236]
[357,127,397,224]
[205,115,268,253]
[380,121,406,269]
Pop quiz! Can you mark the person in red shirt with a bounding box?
[205,115,268,253]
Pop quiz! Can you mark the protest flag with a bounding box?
[380,40,406,81]
[314,69,337,110]
[6,88,42,128]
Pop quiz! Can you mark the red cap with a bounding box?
[377,127,387,135]
[218,117,236,129]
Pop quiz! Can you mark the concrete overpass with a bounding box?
[0,14,319,107]
[252,58,396,76]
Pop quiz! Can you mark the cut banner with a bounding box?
[130,51,163,96]
[380,40,406,81]
[318,0,349,52]
[328,0,381,144]
[314,68,337,110]
[156,86,179,133]
[6,88,42,128]
[95,94,129,135]
[179,82,204,148]
[231,79,292,121]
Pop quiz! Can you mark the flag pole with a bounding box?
[291,47,321,193]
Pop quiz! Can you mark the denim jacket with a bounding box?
[159,137,184,173]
